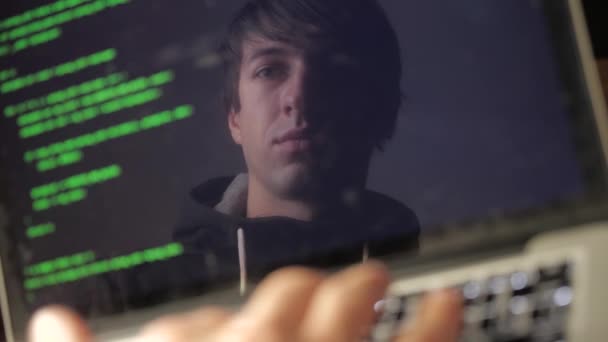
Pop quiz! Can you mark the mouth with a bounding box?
[272,128,316,154]
[273,128,313,145]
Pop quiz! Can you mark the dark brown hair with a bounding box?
[219,0,403,150]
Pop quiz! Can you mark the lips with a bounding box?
[274,128,312,144]
[272,128,316,155]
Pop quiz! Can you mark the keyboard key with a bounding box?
[510,271,530,291]
[552,286,573,307]
[510,295,531,315]
[462,280,484,304]
[488,275,509,295]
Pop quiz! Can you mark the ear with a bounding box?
[228,108,243,145]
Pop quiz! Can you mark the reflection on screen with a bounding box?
[0,0,587,313]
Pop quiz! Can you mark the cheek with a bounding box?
[236,106,273,166]
[239,89,280,142]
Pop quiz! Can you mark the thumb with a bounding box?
[28,306,93,342]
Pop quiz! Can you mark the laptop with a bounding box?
[1,0,607,341]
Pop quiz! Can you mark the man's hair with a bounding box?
[219,0,403,150]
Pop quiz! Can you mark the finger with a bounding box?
[28,305,93,342]
[217,267,324,341]
[137,306,232,341]
[397,289,463,342]
[299,261,390,342]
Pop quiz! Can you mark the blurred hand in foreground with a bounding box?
[28,262,462,342]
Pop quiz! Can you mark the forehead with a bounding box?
[241,37,299,60]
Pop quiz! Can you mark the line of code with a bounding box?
[0,0,197,298]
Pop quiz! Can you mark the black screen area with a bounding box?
[0,0,591,314]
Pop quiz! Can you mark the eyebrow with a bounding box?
[245,46,290,64]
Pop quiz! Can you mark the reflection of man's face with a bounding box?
[228,35,368,200]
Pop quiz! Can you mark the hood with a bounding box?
[172,174,420,293]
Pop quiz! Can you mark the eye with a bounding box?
[254,65,285,80]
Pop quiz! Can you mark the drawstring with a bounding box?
[236,226,369,295]
[237,227,247,296]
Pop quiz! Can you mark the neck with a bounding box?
[245,152,372,220]
[246,176,318,221]
[245,177,370,221]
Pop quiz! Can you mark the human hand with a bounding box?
[28,262,462,341]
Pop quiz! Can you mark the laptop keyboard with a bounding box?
[371,262,572,342]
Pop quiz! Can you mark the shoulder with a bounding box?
[172,176,239,242]
[190,176,235,206]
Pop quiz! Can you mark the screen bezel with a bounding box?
[1,0,607,340]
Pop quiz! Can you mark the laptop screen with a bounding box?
[0,0,606,322]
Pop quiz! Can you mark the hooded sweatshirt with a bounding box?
[172,174,420,292]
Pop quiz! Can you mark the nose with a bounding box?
[281,66,309,124]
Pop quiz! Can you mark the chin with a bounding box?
[270,164,317,198]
